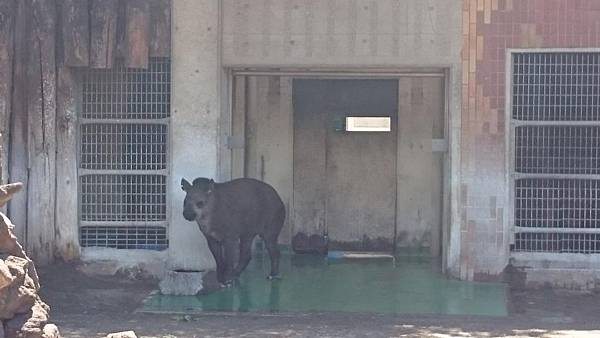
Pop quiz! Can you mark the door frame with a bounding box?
[219,67,452,268]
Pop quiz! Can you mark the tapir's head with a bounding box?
[181,177,215,222]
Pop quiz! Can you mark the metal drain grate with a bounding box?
[80,226,168,250]
[79,58,170,250]
[511,52,600,254]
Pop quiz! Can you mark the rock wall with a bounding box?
[0,183,60,338]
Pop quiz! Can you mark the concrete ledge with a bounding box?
[519,267,600,291]
[79,248,168,279]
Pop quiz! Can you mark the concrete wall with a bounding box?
[222,0,460,67]
[220,0,464,274]
[169,0,221,271]
[160,0,465,276]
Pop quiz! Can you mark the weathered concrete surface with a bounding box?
[79,247,168,279]
[159,270,204,296]
[170,0,221,272]
[222,0,461,67]
[218,0,464,275]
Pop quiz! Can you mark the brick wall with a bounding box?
[461,0,600,280]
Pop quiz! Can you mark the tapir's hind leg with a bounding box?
[264,206,285,279]
[232,235,254,278]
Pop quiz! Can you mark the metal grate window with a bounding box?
[511,51,600,254]
[80,226,168,250]
[79,58,170,250]
[515,126,600,175]
[80,124,168,171]
[513,53,600,121]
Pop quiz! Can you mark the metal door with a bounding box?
[293,79,398,251]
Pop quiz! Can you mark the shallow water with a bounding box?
[141,252,507,317]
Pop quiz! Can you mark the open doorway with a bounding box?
[229,73,446,258]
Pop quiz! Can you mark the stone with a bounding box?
[42,324,60,338]
[106,331,137,338]
[159,270,204,296]
[0,257,39,319]
[0,183,22,208]
[0,215,40,289]
[0,260,15,290]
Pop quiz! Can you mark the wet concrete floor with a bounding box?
[140,252,507,317]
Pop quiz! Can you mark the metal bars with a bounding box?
[80,124,168,171]
[511,52,600,254]
[80,226,168,250]
[515,126,600,175]
[79,58,170,250]
[82,58,170,120]
[513,53,600,121]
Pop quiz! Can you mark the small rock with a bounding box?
[0,183,23,207]
[42,324,60,338]
[106,331,137,338]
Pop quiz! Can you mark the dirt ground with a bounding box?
[37,263,600,338]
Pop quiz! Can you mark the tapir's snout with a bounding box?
[182,208,196,221]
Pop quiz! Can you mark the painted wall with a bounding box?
[460,0,600,281]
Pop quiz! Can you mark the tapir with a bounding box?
[181,177,285,285]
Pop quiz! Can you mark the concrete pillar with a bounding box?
[169,0,221,271]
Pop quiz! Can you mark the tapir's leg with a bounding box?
[206,236,225,283]
[265,206,285,279]
[222,238,238,283]
[264,237,281,279]
[232,235,254,278]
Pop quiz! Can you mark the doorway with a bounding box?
[229,74,446,256]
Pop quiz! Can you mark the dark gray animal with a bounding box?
[181,177,285,285]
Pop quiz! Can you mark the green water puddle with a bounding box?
[140,253,508,317]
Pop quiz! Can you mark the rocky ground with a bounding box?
[37,262,600,338]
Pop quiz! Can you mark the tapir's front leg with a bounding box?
[206,236,225,283]
[222,238,238,285]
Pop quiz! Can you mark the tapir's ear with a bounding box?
[181,178,192,191]
[208,179,215,193]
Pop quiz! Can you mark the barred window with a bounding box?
[510,52,600,254]
[78,58,170,250]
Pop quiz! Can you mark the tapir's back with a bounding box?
[213,178,285,236]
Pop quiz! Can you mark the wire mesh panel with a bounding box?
[82,58,170,120]
[513,53,600,121]
[80,174,167,222]
[80,226,168,250]
[515,178,600,229]
[515,126,600,174]
[79,58,170,250]
[511,52,600,255]
[512,232,600,254]
[80,124,168,171]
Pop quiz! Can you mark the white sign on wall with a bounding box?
[345,116,391,132]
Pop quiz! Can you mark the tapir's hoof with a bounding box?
[267,275,282,281]
[221,278,238,288]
